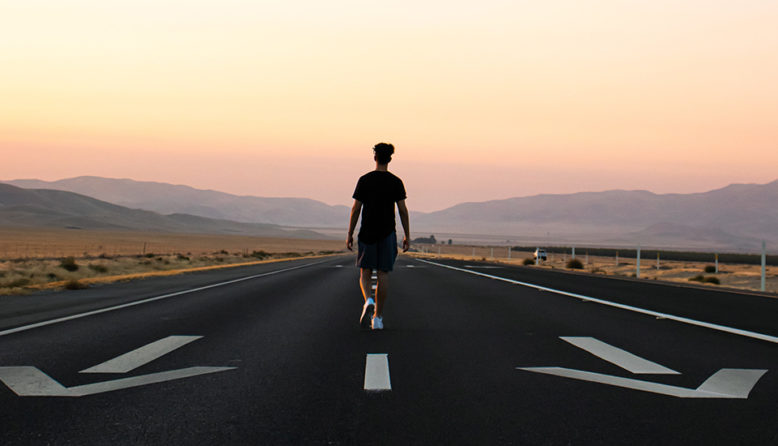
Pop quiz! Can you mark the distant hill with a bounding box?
[412,180,778,251]
[6,176,778,251]
[7,177,350,228]
[0,183,326,238]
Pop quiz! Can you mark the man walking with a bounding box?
[347,142,410,330]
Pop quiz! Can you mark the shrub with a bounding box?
[704,276,720,285]
[704,265,716,273]
[64,279,88,290]
[689,275,705,283]
[220,249,229,255]
[566,259,584,269]
[6,278,30,288]
[250,250,270,259]
[47,273,59,281]
[60,257,79,272]
[88,264,108,273]
[523,258,535,265]
[177,254,190,261]
[144,253,156,258]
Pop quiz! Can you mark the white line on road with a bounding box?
[0,366,235,397]
[80,336,202,374]
[364,353,391,391]
[418,258,778,345]
[560,337,679,374]
[518,367,766,399]
[0,260,328,338]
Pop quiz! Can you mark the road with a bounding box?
[1,254,777,445]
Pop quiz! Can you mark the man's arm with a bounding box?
[346,199,362,251]
[397,199,410,252]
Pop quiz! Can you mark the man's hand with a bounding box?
[347,234,354,251]
[402,236,410,252]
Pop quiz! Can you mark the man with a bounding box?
[346,142,410,330]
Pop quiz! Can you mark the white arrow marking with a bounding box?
[364,354,391,391]
[560,337,679,374]
[0,366,235,397]
[518,367,766,399]
[80,336,202,374]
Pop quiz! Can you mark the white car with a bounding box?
[533,248,547,261]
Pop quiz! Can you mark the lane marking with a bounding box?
[364,353,391,391]
[561,337,679,374]
[417,259,778,345]
[0,259,329,338]
[0,366,235,397]
[464,265,502,269]
[80,336,202,374]
[518,367,766,399]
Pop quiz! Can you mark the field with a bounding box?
[0,228,345,295]
[412,244,778,295]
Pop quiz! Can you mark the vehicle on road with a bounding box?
[534,248,547,261]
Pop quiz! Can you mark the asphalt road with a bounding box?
[1,254,778,445]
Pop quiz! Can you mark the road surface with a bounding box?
[1,255,777,445]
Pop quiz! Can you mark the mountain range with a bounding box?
[4,176,778,252]
[0,183,324,239]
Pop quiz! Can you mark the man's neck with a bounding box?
[375,163,389,172]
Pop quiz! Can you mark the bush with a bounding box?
[250,250,270,259]
[88,264,108,273]
[704,265,716,273]
[6,278,30,288]
[704,276,720,285]
[64,279,88,290]
[177,254,190,261]
[523,258,535,265]
[47,273,59,281]
[688,275,705,283]
[566,259,584,269]
[59,257,79,272]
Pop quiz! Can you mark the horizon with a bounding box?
[4,174,776,213]
[2,1,776,211]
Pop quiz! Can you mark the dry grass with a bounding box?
[0,228,345,295]
[0,227,342,259]
[411,244,778,295]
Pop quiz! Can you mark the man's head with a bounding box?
[373,142,394,165]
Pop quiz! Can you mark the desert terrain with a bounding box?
[412,244,778,295]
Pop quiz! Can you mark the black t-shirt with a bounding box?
[353,171,407,244]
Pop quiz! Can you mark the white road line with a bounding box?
[0,260,328,338]
[0,366,235,397]
[364,353,391,391]
[518,367,766,399]
[80,336,202,374]
[560,337,679,374]
[417,258,778,345]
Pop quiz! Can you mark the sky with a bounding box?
[1,1,776,211]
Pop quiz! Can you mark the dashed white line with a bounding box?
[364,353,391,391]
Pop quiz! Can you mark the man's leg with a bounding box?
[375,270,389,317]
[359,268,372,302]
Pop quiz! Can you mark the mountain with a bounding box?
[7,177,350,228]
[6,176,777,251]
[0,184,325,238]
[413,180,778,251]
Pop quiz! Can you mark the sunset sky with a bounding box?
[1,1,776,211]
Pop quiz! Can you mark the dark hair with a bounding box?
[373,142,394,164]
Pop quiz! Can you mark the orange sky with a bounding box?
[1,1,777,211]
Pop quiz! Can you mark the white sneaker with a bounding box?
[372,315,383,330]
[360,298,375,328]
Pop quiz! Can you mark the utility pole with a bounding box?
[636,245,641,278]
[762,241,767,292]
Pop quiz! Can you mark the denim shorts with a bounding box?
[356,232,398,272]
